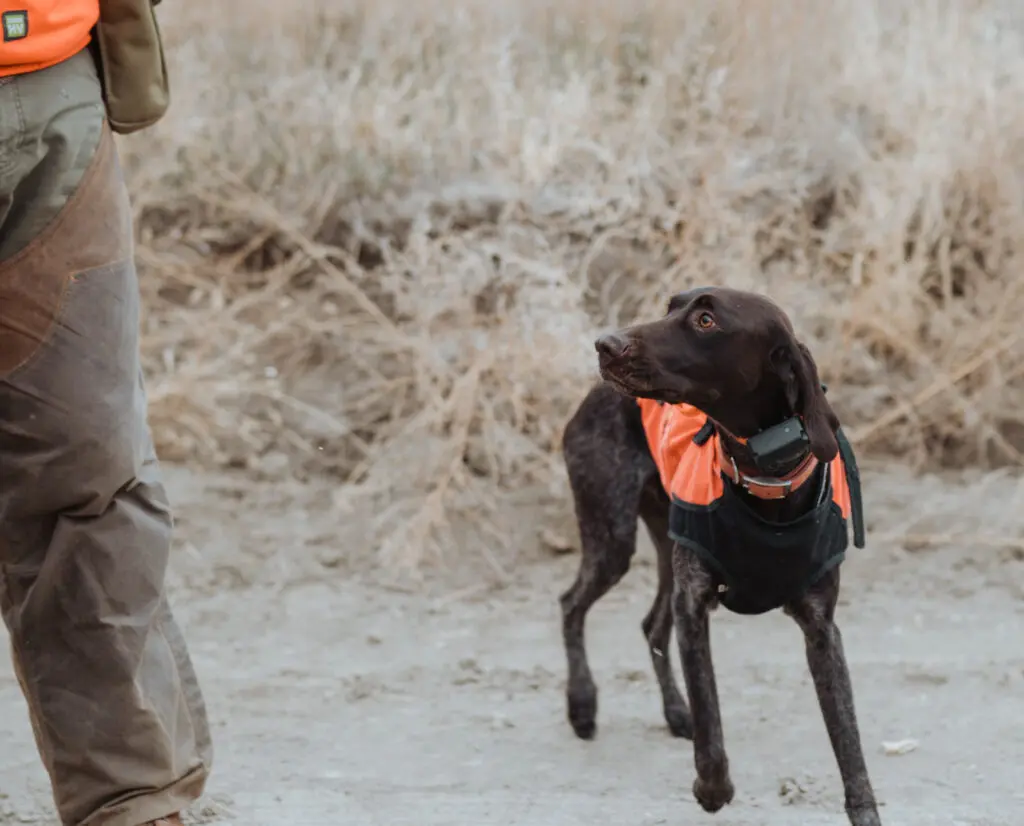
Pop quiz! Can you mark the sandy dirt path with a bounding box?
[2,463,1023,825]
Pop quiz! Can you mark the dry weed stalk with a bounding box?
[119,0,1024,571]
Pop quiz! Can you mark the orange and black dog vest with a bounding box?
[0,1,100,77]
[638,398,863,615]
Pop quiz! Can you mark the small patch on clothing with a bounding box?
[2,10,28,42]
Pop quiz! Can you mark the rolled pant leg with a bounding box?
[0,50,213,826]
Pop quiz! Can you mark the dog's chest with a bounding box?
[668,480,848,615]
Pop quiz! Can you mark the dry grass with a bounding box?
[121,0,1024,571]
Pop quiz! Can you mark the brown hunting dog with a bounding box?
[558,287,881,826]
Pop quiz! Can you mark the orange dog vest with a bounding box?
[0,1,100,77]
[637,398,863,615]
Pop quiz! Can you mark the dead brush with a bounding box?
[117,0,1024,576]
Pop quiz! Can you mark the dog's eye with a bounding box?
[695,311,715,330]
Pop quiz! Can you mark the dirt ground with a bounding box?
[2,461,1023,826]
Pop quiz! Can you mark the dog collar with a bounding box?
[715,437,820,501]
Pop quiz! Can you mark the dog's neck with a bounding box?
[714,425,824,519]
[716,426,806,477]
[706,390,822,510]
[704,390,806,476]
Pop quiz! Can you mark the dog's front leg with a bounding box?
[786,569,881,826]
[672,543,734,813]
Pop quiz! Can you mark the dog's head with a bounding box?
[595,286,840,462]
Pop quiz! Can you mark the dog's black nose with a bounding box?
[595,333,631,359]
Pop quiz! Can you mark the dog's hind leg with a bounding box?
[786,568,881,826]
[639,480,692,739]
[559,385,652,740]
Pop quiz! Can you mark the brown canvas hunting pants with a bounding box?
[0,48,213,826]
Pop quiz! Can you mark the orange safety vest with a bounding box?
[636,397,859,615]
[637,397,852,515]
[0,0,100,78]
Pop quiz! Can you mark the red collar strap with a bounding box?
[715,437,820,501]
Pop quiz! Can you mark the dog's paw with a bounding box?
[664,704,692,739]
[567,687,597,740]
[693,775,735,813]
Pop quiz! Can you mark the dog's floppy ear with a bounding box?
[770,338,840,462]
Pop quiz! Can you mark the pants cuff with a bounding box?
[77,765,209,826]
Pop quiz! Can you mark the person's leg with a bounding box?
[0,48,213,826]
